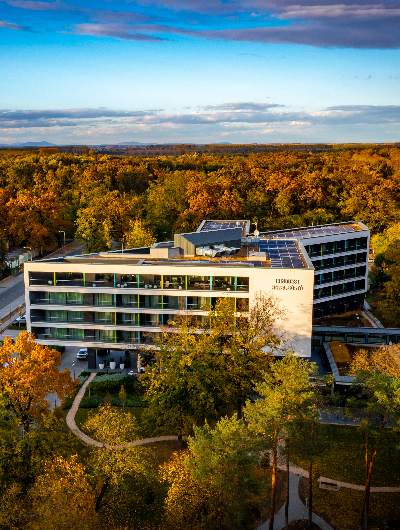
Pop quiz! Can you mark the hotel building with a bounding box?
[24,220,369,363]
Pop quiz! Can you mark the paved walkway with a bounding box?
[66,374,400,492]
[65,373,180,449]
[258,473,334,530]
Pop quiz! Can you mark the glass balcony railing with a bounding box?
[29,273,250,292]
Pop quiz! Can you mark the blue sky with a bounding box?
[1,0,400,144]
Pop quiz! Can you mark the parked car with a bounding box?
[13,314,26,325]
[76,348,88,360]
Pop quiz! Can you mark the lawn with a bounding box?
[291,424,400,488]
[299,477,400,530]
[74,405,145,436]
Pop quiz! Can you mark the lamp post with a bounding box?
[59,230,66,247]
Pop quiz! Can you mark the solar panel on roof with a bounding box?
[259,239,305,269]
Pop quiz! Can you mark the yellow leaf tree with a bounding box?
[28,455,97,530]
[0,331,76,432]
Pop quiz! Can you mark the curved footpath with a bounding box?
[65,373,179,450]
[66,373,400,492]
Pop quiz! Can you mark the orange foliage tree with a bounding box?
[0,331,76,431]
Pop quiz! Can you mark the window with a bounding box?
[44,292,66,305]
[120,313,138,326]
[94,293,113,307]
[188,276,211,290]
[95,329,114,342]
[164,296,184,309]
[213,276,235,291]
[236,298,249,311]
[56,272,84,286]
[121,294,138,308]
[45,310,67,322]
[120,274,138,287]
[66,292,83,305]
[236,277,249,292]
[94,274,114,287]
[140,295,162,308]
[140,274,162,289]
[334,240,346,253]
[163,275,185,289]
[68,311,84,323]
[187,296,209,310]
[94,312,113,324]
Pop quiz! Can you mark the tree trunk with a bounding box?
[285,442,290,530]
[237,398,243,420]
[178,434,183,448]
[269,431,278,530]
[308,461,313,529]
[359,419,386,530]
[359,447,378,530]
[95,477,109,512]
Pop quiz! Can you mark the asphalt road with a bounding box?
[0,276,24,312]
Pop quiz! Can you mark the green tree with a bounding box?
[245,354,317,530]
[185,416,261,530]
[349,347,400,530]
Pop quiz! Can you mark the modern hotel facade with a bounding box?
[24,220,369,361]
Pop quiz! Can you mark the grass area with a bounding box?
[299,477,400,530]
[6,325,27,330]
[291,424,400,488]
[74,405,145,436]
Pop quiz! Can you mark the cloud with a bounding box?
[277,4,400,20]
[71,23,169,41]
[3,0,400,48]
[71,14,400,49]
[202,101,284,111]
[0,18,26,30]
[4,0,64,10]
[2,104,400,133]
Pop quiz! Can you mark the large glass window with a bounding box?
[95,329,115,342]
[163,275,185,289]
[236,277,250,292]
[94,274,114,287]
[334,240,346,253]
[213,276,235,291]
[68,311,84,322]
[94,293,113,307]
[236,298,249,311]
[119,313,138,326]
[56,272,84,286]
[66,292,83,305]
[120,274,138,288]
[140,274,162,289]
[45,310,67,322]
[29,272,53,286]
[121,294,139,308]
[119,330,139,343]
[188,276,211,290]
[164,296,184,309]
[142,314,162,327]
[139,295,162,308]
[94,312,113,324]
[187,296,209,310]
[44,292,66,305]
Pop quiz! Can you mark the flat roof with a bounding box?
[259,222,366,240]
[197,220,250,237]
[28,240,310,270]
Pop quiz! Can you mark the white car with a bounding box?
[76,348,88,360]
[14,314,26,325]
